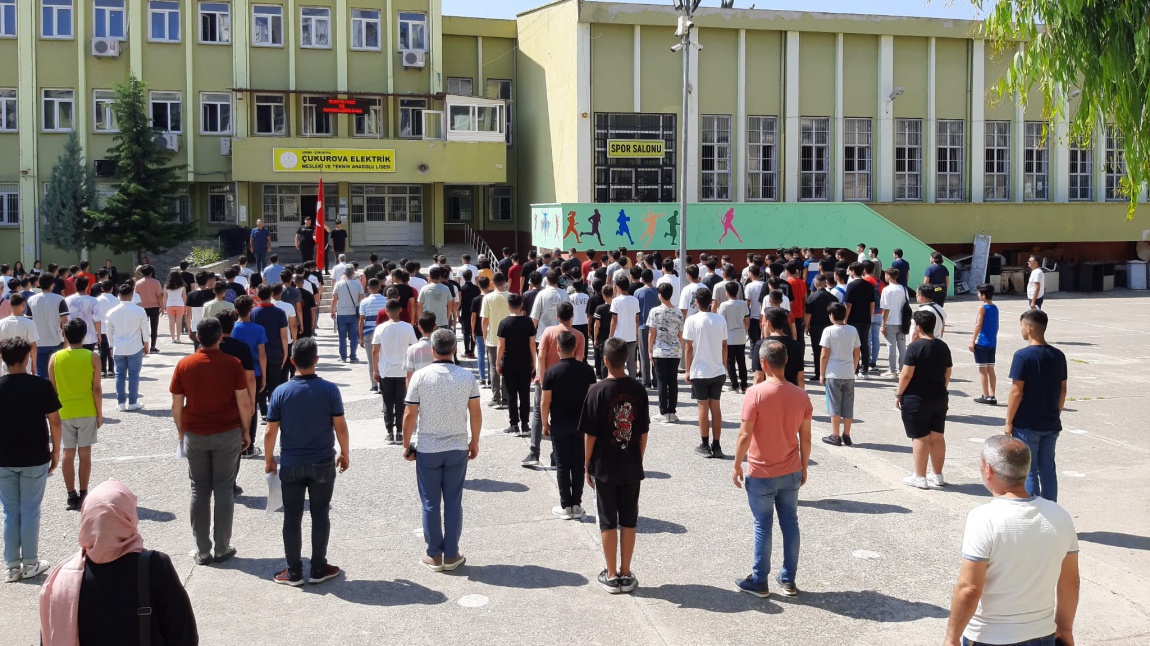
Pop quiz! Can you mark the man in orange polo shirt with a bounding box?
[170,317,253,565]
[784,260,808,352]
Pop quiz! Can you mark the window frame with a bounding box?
[252,4,284,47]
[398,11,427,51]
[1068,137,1093,202]
[207,184,236,225]
[446,186,474,222]
[894,118,922,201]
[200,92,232,135]
[93,0,126,41]
[41,0,74,40]
[936,119,964,201]
[447,77,474,97]
[489,186,513,222]
[0,183,18,227]
[299,6,330,49]
[0,89,16,132]
[746,115,778,202]
[1,0,17,38]
[842,117,873,201]
[984,120,1011,201]
[486,79,513,145]
[700,114,732,201]
[1104,126,1126,202]
[148,0,181,43]
[444,97,504,142]
[593,112,677,203]
[301,95,334,137]
[254,93,287,136]
[199,2,231,45]
[352,97,384,137]
[93,89,118,133]
[398,98,428,139]
[799,116,830,201]
[350,8,380,51]
[41,89,75,133]
[1021,121,1049,201]
[149,91,183,134]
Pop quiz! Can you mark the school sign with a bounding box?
[272,148,397,172]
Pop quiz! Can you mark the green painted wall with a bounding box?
[590,23,634,115]
[842,34,878,118]
[892,37,929,119]
[799,32,835,116]
[638,24,680,114]
[934,38,969,120]
[443,35,477,82]
[697,28,738,117]
[875,202,1150,245]
[744,30,783,119]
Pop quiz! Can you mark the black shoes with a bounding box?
[598,569,621,594]
[974,395,998,405]
[694,442,713,458]
[775,575,799,597]
[710,443,725,459]
[822,434,842,446]
[66,492,81,511]
[841,434,853,447]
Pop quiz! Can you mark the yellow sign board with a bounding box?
[272,148,396,172]
[607,139,665,159]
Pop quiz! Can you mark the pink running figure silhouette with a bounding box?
[563,210,582,243]
[717,207,743,244]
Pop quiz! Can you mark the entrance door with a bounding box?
[351,185,423,246]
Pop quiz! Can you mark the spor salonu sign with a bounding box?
[606,139,665,158]
[272,148,396,172]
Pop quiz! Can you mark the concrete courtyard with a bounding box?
[2,290,1148,645]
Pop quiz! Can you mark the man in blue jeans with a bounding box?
[250,219,271,273]
[732,340,812,598]
[103,283,150,412]
[403,329,482,573]
[329,266,365,363]
[1004,309,1067,501]
[265,337,350,586]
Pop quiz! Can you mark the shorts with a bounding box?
[900,395,948,439]
[973,344,996,366]
[61,417,98,449]
[824,378,855,418]
[690,375,726,401]
[594,479,641,531]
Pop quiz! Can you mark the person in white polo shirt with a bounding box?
[608,276,640,378]
[681,288,729,459]
[0,293,38,376]
[1026,256,1046,310]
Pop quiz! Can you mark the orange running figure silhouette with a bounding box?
[717,207,743,244]
[638,210,666,248]
[563,210,583,243]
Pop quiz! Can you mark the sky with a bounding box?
[442,0,988,21]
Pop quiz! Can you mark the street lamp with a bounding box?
[671,0,702,272]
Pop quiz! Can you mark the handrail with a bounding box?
[464,223,496,263]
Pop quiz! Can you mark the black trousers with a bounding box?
[502,368,532,427]
[99,334,112,374]
[259,358,287,418]
[653,357,679,415]
[793,319,806,357]
[248,374,264,448]
[144,307,160,349]
[380,377,406,432]
[573,324,589,364]
[748,319,762,346]
[460,314,475,354]
[727,343,748,389]
[552,431,585,509]
[593,340,606,378]
[851,323,871,375]
[809,326,827,380]
[300,246,315,266]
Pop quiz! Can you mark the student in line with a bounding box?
[47,320,102,512]
[897,309,952,490]
[970,283,1000,405]
[820,303,860,447]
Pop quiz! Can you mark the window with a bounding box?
[1068,138,1092,201]
[486,79,513,144]
[398,12,427,50]
[42,89,74,132]
[446,187,473,222]
[168,192,190,223]
[800,117,830,201]
[1,0,16,37]
[149,1,180,42]
[93,89,117,132]
[446,100,503,141]
[252,5,283,47]
[302,95,333,136]
[399,98,427,138]
[94,0,125,40]
[593,112,677,203]
[0,89,15,132]
[41,0,73,39]
[200,92,232,134]
[894,118,922,201]
[208,184,235,224]
[937,120,964,201]
[700,115,732,201]
[353,97,383,136]
[350,8,380,50]
[1022,122,1049,200]
[984,121,1010,201]
[150,91,182,133]
[746,116,777,201]
[0,183,17,226]
[447,77,474,96]
[255,94,286,135]
[300,6,330,49]
[843,118,872,201]
[489,186,513,222]
[199,2,231,44]
[1104,126,1126,201]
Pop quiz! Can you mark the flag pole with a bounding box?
[316,173,326,274]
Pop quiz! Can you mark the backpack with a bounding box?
[899,287,913,335]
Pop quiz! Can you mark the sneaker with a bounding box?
[775,575,799,597]
[125,403,144,412]
[518,425,531,438]
[710,443,725,459]
[273,568,305,587]
[503,424,519,435]
[21,560,50,580]
[552,505,573,520]
[618,572,638,593]
[116,403,126,412]
[694,443,713,458]
[387,431,395,443]
[570,505,585,520]
[859,372,870,381]
[598,569,622,594]
[486,399,500,407]
[233,485,243,497]
[973,395,992,405]
[669,413,679,423]
[927,472,946,489]
[987,396,998,405]
[442,555,466,572]
[212,546,237,563]
[260,418,268,426]
[902,475,929,490]
[5,566,20,583]
[841,434,853,447]
[821,434,842,446]
[421,555,444,572]
[883,371,899,378]
[522,452,540,468]
[735,575,769,598]
[308,564,342,584]
[66,492,82,511]
[652,414,666,424]
[495,402,508,410]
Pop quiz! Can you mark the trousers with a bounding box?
[552,432,585,509]
[380,377,406,432]
[280,458,336,577]
[416,450,469,559]
[637,329,653,385]
[185,429,242,558]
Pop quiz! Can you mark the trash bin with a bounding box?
[1127,260,1147,290]
[1101,263,1115,291]
[1058,263,1078,292]
[1078,263,1098,293]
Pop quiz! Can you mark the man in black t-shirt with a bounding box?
[752,307,805,387]
[522,271,543,318]
[579,337,649,595]
[329,221,349,256]
[497,293,537,435]
[804,274,838,382]
[470,277,490,383]
[897,309,953,490]
[458,270,480,358]
[520,252,538,294]
[294,275,317,337]
[217,310,256,496]
[844,263,875,378]
[185,272,215,350]
[498,247,514,279]
[542,331,597,519]
[296,217,317,265]
[590,285,614,379]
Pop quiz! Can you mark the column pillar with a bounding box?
[633,25,641,113]
[783,31,800,202]
[876,35,895,202]
[17,0,38,261]
[1051,94,1070,202]
[735,29,746,202]
[925,37,937,203]
[576,22,592,203]
[832,33,844,202]
[970,40,985,203]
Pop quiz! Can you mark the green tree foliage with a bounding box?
[41,131,95,258]
[977,1,1148,217]
[86,76,195,263]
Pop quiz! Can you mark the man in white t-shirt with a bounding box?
[944,434,1078,646]
[608,276,640,378]
[913,284,947,338]
[372,299,418,444]
[0,293,38,376]
[1026,256,1046,310]
[677,264,702,318]
[455,254,478,283]
[656,258,681,308]
[681,288,728,459]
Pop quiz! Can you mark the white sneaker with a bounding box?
[21,560,49,580]
[570,505,585,520]
[125,403,144,412]
[902,475,929,490]
[883,371,899,378]
[552,505,573,520]
[668,413,679,423]
[652,414,666,424]
[117,403,126,412]
[5,566,20,583]
[927,473,946,488]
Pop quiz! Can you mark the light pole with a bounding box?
[671,0,701,272]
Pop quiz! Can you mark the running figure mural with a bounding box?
[664,210,680,246]
[616,209,635,245]
[717,207,743,244]
[563,211,583,243]
[638,210,666,249]
[582,209,604,246]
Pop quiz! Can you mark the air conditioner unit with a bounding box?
[92,37,120,58]
[219,137,232,156]
[94,159,116,178]
[401,49,426,68]
[153,133,180,152]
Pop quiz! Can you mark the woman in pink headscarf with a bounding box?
[40,480,198,646]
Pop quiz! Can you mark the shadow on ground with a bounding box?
[464,479,529,493]
[463,564,587,588]
[776,589,948,621]
[948,414,1003,427]
[635,583,782,614]
[799,499,911,515]
[854,442,911,454]
[137,507,177,522]
[637,517,688,534]
[1077,531,1150,551]
[319,577,449,606]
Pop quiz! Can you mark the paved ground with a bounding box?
[2,291,1148,645]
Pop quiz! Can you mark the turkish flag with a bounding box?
[315,177,326,269]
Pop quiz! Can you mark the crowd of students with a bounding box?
[0,242,1078,646]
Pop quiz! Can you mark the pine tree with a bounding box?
[41,131,95,259]
[87,76,196,264]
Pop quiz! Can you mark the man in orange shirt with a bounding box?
[134,265,165,353]
[862,260,885,373]
[75,261,97,296]
[784,260,808,350]
[732,340,812,599]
